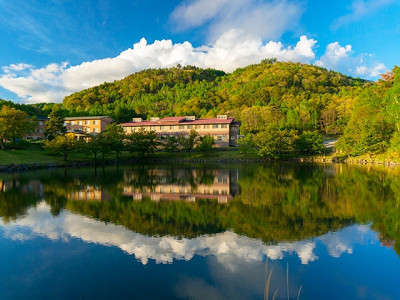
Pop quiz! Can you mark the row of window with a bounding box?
[157,188,229,195]
[127,123,228,132]
[66,120,99,126]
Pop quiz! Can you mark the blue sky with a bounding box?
[0,0,399,103]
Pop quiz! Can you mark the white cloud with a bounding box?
[2,63,33,73]
[0,202,377,267]
[315,42,353,70]
[316,42,388,77]
[0,33,317,103]
[332,0,395,29]
[170,0,303,42]
[356,63,387,78]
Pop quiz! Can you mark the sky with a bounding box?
[0,0,399,104]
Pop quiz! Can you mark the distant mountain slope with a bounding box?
[61,60,367,133]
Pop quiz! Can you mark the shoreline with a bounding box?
[2,154,400,173]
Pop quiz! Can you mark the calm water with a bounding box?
[0,163,400,299]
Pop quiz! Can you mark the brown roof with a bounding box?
[121,117,234,127]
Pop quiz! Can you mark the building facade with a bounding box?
[121,115,240,147]
[26,117,48,140]
[64,116,113,138]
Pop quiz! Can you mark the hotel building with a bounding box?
[64,116,113,138]
[121,115,240,147]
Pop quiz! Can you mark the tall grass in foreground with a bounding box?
[264,260,302,300]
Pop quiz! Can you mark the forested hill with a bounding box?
[62,60,366,129]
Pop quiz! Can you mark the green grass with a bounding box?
[0,146,256,166]
[0,148,60,165]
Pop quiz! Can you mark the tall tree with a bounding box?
[45,108,66,140]
[0,106,34,148]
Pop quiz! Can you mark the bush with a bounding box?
[197,135,214,152]
[295,131,324,155]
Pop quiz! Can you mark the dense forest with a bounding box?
[2,60,400,158]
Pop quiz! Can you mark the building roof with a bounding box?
[121,116,235,127]
[64,116,112,121]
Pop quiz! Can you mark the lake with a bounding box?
[0,163,399,299]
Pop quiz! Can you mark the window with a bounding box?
[161,126,165,130]
[204,125,209,129]
[187,125,193,129]
[78,121,82,125]
[217,135,223,141]
[170,125,174,130]
[212,124,219,129]
[93,120,98,125]
[71,121,75,125]
[221,124,227,128]
[179,125,184,130]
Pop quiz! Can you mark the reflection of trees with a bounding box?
[0,178,41,223]
[1,164,400,254]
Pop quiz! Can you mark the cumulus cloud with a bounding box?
[0,33,317,103]
[0,202,376,267]
[316,42,353,70]
[316,41,388,77]
[332,0,395,30]
[170,0,303,41]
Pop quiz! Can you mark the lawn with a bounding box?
[0,146,255,166]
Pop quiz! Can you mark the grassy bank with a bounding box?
[0,146,261,167]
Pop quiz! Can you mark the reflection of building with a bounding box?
[64,116,113,138]
[123,169,239,204]
[66,186,110,201]
[121,115,240,147]
[0,179,43,195]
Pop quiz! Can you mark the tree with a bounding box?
[0,106,34,148]
[102,124,126,161]
[44,135,77,161]
[163,136,179,152]
[45,107,66,140]
[253,127,298,158]
[84,135,103,165]
[126,129,158,156]
[295,131,324,155]
[178,130,199,152]
[197,135,214,152]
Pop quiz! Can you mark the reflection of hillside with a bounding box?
[1,164,400,254]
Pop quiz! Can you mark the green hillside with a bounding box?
[62,60,366,133]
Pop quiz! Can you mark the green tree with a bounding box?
[253,127,298,158]
[44,135,77,161]
[45,107,66,140]
[163,136,179,152]
[197,135,214,152]
[126,129,158,156]
[295,131,324,155]
[0,106,34,148]
[178,129,199,152]
[102,124,126,161]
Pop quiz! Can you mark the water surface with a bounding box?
[0,163,399,299]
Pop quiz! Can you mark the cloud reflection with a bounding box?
[0,202,375,267]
